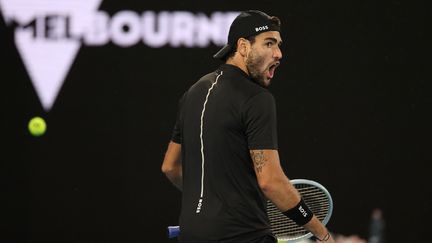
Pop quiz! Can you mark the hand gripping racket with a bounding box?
[268,179,333,242]
[167,179,333,242]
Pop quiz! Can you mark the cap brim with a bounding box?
[213,44,232,59]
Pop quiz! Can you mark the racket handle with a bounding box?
[167,225,180,238]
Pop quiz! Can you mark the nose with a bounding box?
[273,46,282,60]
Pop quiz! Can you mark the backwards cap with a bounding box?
[213,10,281,59]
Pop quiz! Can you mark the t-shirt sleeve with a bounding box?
[171,92,187,144]
[242,91,278,150]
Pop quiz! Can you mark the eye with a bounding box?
[266,42,273,48]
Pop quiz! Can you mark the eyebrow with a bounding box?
[265,37,283,46]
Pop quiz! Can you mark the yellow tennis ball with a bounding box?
[28,116,47,136]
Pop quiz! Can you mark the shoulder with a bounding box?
[218,69,271,102]
[242,90,276,111]
[188,70,220,91]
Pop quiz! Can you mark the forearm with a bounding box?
[161,141,183,191]
[262,175,334,242]
[260,173,301,212]
[263,183,333,242]
[164,167,183,191]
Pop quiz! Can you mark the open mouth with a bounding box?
[267,62,280,79]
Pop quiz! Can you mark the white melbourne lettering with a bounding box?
[255,25,268,32]
[0,0,238,111]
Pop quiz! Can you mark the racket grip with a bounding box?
[167,225,180,238]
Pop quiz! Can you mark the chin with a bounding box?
[262,79,272,87]
[252,74,271,87]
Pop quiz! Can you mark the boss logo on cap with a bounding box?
[255,25,269,32]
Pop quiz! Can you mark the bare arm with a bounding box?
[250,149,335,242]
[161,141,182,190]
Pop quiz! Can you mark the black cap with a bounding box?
[213,10,281,60]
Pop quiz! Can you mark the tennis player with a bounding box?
[162,10,335,243]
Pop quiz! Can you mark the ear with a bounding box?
[237,38,250,57]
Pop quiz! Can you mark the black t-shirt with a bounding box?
[171,64,278,242]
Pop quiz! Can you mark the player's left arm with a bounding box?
[161,141,182,190]
[250,149,334,242]
[250,149,300,211]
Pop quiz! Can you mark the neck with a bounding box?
[226,55,249,76]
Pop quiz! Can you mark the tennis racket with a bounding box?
[167,179,333,242]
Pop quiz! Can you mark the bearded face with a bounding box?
[244,31,282,87]
[246,50,268,87]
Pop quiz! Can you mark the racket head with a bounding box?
[267,179,333,242]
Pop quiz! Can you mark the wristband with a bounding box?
[282,198,313,226]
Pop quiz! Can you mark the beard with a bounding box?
[245,50,268,87]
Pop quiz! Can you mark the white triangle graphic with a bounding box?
[15,35,80,111]
[0,0,103,111]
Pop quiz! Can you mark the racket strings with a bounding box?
[267,183,331,241]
